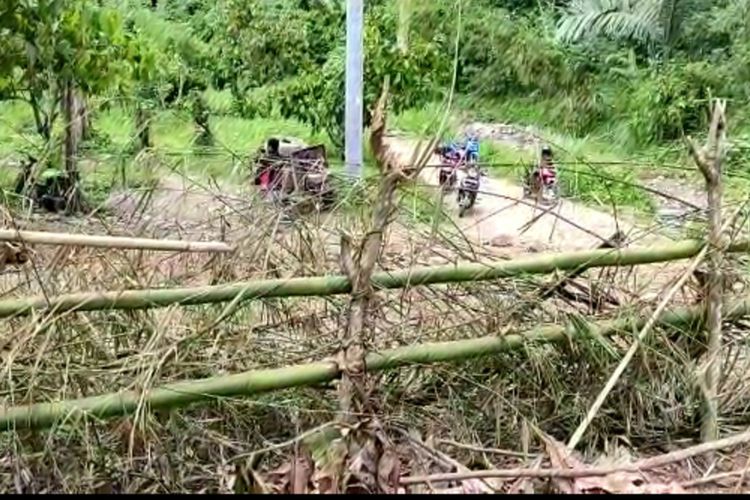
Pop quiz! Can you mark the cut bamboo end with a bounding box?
[0,229,234,253]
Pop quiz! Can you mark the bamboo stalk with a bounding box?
[689,99,728,443]
[0,229,234,253]
[3,297,750,432]
[0,238,749,319]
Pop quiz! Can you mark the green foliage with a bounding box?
[556,0,663,47]
[1,0,134,140]
[555,0,711,57]
[216,0,343,98]
[615,61,719,144]
[3,0,750,194]
[122,4,214,105]
[236,1,448,148]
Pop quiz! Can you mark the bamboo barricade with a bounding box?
[2,297,749,431]
[0,238,748,319]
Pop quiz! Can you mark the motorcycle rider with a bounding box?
[540,145,554,169]
[437,140,460,163]
[464,134,480,164]
[531,144,556,191]
[436,140,460,187]
[254,137,283,193]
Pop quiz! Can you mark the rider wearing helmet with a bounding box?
[436,140,460,163]
[255,137,282,191]
[465,135,480,164]
[540,145,554,168]
[529,145,555,190]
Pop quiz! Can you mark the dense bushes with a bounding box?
[105,0,750,151]
[233,0,448,148]
[399,0,750,147]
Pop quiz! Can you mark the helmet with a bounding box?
[466,136,479,152]
[541,145,553,156]
[267,137,280,155]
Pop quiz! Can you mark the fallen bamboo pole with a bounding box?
[2,297,749,432]
[400,427,750,485]
[0,238,749,319]
[0,229,234,253]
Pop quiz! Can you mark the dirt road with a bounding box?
[383,132,668,254]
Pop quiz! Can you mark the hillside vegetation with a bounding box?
[2,0,749,211]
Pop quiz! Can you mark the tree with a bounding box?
[121,5,213,152]
[1,0,135,209]
[216,0,342,102]
[237,1,447,149]
[555,0,699,57]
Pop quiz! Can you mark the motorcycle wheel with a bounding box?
[457,192,473,218]
[541,183,559,205]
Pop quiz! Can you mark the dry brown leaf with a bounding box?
[434,486,467,494]
[377,447,401,494]
[541,432,583,494]
[574,473,688,494]
[432,484,488,494]
[346,437,380,493]
[574,471,644,494]
[264,450,315,494]
[312,467,340,494]
[0,243,30,270]
[582,448,688,494]
[632,481,688,493]
[291,452,314,494]
[540,434,689,494]
[247,467,271,494]
[265,461,292,493]
[311,439,347,494]
[461,479,490,494]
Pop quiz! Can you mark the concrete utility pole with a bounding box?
[345,0,364,178]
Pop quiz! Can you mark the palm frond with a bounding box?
[397,0,412,53]
[556,0,663,45]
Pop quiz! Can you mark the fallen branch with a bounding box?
[538,231,625,304]
[681,470,747,488]
[1,238,749,318]
[400,466,628,484]
[0,229,234,253]
[400,427,750,486]
[3,297,750,431]
[567,247,708,450]
[437,438,540,459]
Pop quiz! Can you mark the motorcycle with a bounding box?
[523,164,559,205]
[439,158,460,193]
[457,165,483,218]
[435,145,460,192]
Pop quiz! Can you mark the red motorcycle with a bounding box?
[523,164,559,204]
[435,145,462,192]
